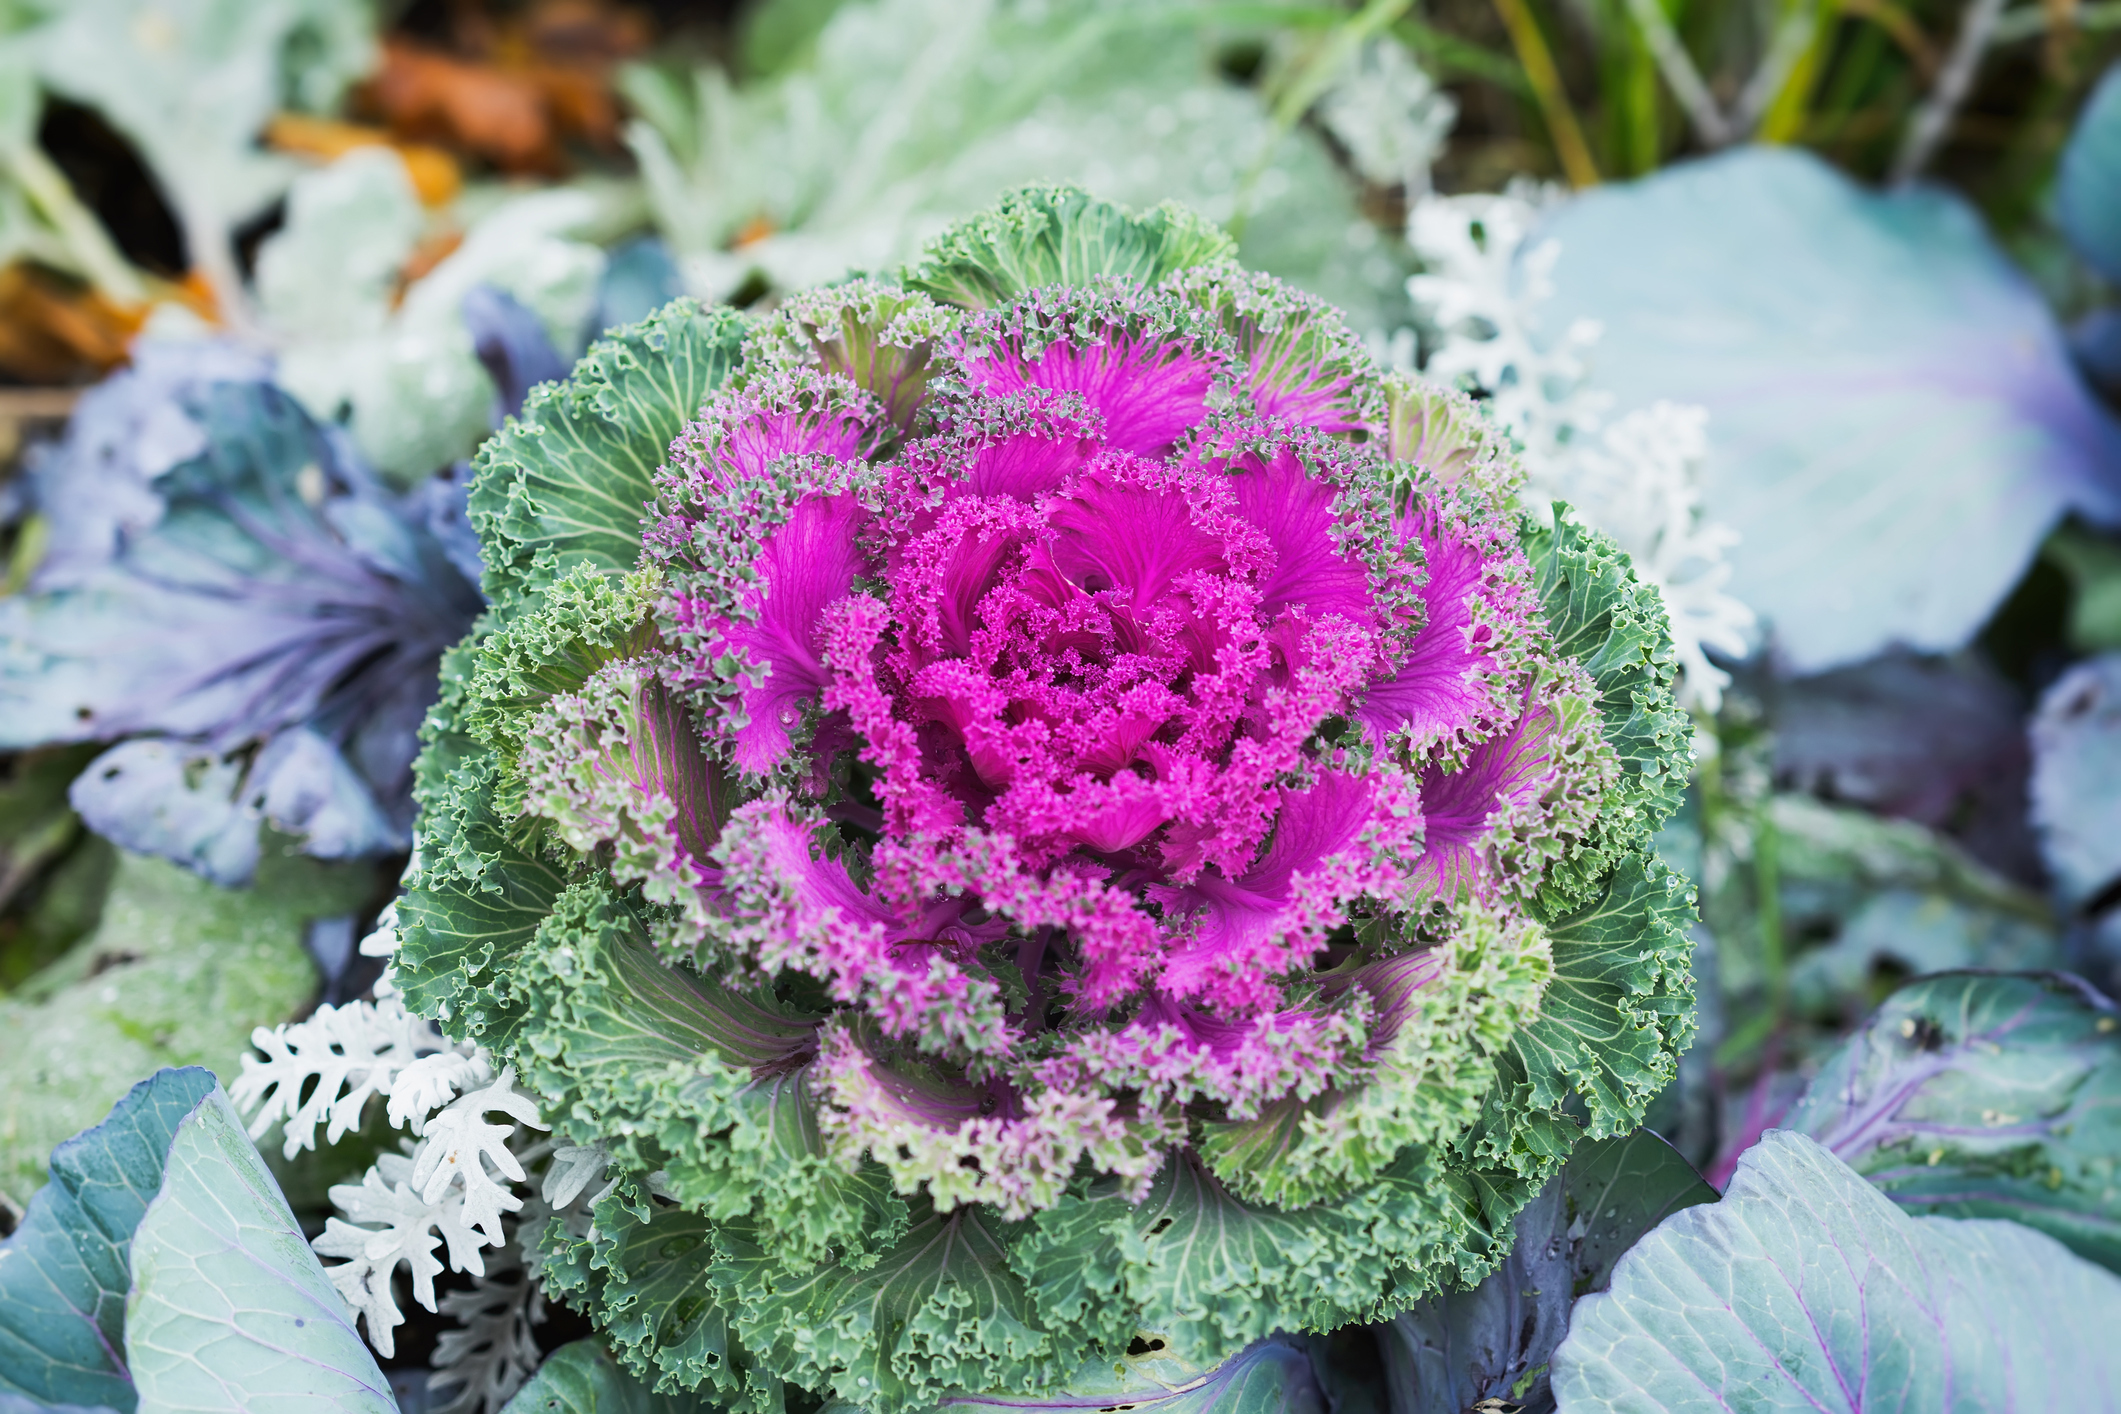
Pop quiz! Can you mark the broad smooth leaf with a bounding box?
[0,1067,216,1411]
[497,1340,699,1414]
[1380,1129,1716,1414]
[124,1086,392,1412]
[1539,146,2121,674]
[1550,1130,2121,1411]
[2030,652,2121,906]
[0,1397,119,1414]
[2059,62,2121,282]
[1780,970,2121,1273]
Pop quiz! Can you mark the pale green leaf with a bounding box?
[902,184,1234,310]
[0,851,368,1210]
[1781,970,2121,1274]
[470,300,748,617]
[0,1067,215,1410]
[1551,1131,2121,1411]
[124,1087,391,1412]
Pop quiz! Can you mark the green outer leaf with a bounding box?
[1381,1129,1715,1414]
[466,567,666,763]
[507,881,901,1252]
[510,882,905,1406]
[1553,1128,1719,1296]
[901,185,1236,310]
[1465,848,1696,1180]
[1014,1143,1516,1379]
[583,1202,776,1405]
[498,1340,700,1414]
[715,1200,1061,1413]
[1551,1130,2121,1411]
[0,1067,216,1411]
[0,850,366,1212]
[124,1087,392,1413]
[470,299,748,617]
[396,715,568,1043]
[1520,508,1692,912]
[1780,970,2121,1273]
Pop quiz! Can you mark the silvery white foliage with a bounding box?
[316,1146,489,1357]
[1316,36,1457,194]
[411,1067,547,1242]
[542,1141,618,1211]
[236,900,565,1374]
[1558,403,1753,701]
[1407,187,1605,467]
[229,991,454,1159]
[388,1050,494,1133]
[307,1069,549,1356]
[1404,188,1755,709]
[428,1257,547,1414]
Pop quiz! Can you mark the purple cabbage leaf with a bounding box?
[2031,652,2121,911]
[1551,1129,2121,1411]
[1771,650,2040,884]
[1779,969,2121,1274]
[0,355,483,885]
[1378,1128,1715,1414]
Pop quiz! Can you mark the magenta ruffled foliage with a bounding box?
[538,267,1625,1222]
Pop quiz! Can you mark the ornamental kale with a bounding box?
[386,187,1696,1409]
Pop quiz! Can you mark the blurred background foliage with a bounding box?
[7,0,2121,1396]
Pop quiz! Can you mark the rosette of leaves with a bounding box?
[389,187,1697,1410]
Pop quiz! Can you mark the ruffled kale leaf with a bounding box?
[1426,508,1697,1178]
[394,749,567,1043]
[469,299,748,618]
[1551,1131,2121,1410]
[496,1339,700,1414]
[1484,850,1697,1158]
[1520,507,1691,911]
[902,184,1235,310]
[1780,970,2121,1273]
